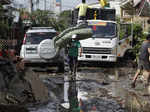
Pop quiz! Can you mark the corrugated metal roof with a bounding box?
[120,0,150,17]
[120,1,133,10]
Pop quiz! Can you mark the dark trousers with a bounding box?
[68,56,78,73]
[79,16,86,20]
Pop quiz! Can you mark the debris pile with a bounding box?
[0,58,49,105]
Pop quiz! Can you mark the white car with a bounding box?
[20,27,64,72]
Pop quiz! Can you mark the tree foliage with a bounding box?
[29,10,72,32]
[0,4,3,16]
[58,10,72,29]
[132,24,146,60]
[30,9,54,27]
[49,10,72,32]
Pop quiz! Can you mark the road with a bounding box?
[28,60,137,112]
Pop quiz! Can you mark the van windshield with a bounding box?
[26,32,56,44]
[88,22,116,38]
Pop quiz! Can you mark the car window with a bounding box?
[26,32,56,44]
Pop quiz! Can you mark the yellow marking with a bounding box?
[94,11,97,20]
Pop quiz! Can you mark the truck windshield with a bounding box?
[89,23,116,38]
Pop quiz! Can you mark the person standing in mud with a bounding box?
[68,35,82,112]
[62,35,82,111]
[131,34,150,88]
[68,34,82,74]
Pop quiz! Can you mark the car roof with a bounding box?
[26,27,56,33]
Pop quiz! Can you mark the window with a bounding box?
[26,32,56,44]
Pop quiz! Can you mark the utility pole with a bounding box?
[29,0,33,13]
[44,0,46,10]
[36,0,39,10]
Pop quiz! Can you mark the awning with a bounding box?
[133,0,141,7]
[121,0,142,8]
[120,0,134,15]
[0,0,11,5]
[120,0,133,9]
[120,0,150,17]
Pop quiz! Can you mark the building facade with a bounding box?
[120,0,150,32]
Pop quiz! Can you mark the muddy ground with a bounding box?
[26,60,138,112]
[1,60,145,112]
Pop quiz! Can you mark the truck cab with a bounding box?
[79,20,118,62]
[72,8,133,62]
